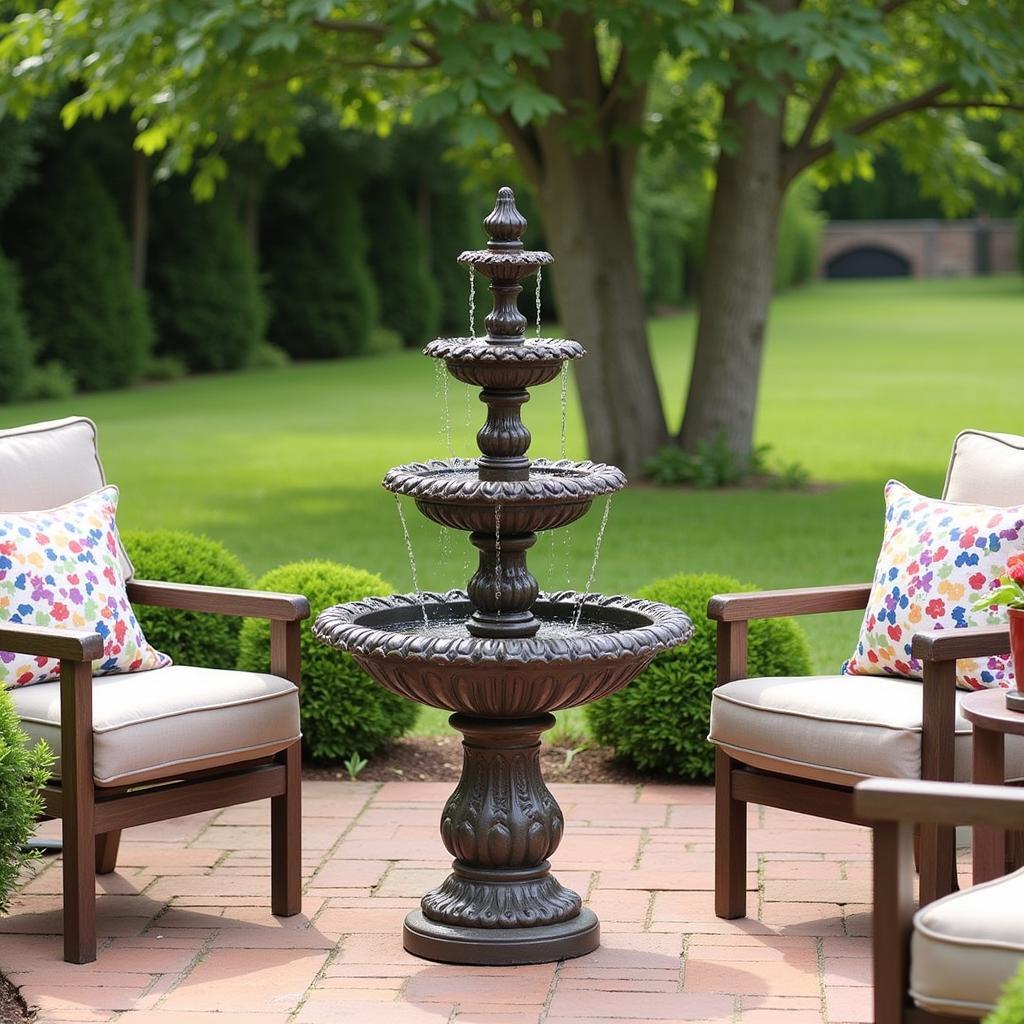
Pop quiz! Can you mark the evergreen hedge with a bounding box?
[0,251,36,399]
[586,573,812,780]
[262,151,379,359]
[148,183,265,372]
[989,961,1024,1023]
[3,157,152,390]
[121,530,253,670]
[363,178,441,347]
[236,562,419,761]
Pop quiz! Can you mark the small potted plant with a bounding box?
[973,554,1024,697]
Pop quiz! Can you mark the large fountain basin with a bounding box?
[314,590,692,718]
[383,458,626,534]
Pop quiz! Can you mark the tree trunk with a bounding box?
[676,91,785,458]
[533,165,666,476]
[500,11,667,477]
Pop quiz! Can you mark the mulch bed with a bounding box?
[0,974,30,1023]
[302,734,675,786]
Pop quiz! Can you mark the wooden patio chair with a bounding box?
[856,777,1024,1023]
[0,417,309,963]
[708,429,1023,915]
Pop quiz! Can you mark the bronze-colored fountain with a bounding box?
[315,188,692,966]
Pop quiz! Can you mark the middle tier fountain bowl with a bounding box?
[314,186,692,966]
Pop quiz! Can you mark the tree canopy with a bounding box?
[1,0,1021,468]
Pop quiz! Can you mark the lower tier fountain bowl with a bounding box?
[314,591,692,966]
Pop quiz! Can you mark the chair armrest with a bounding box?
[707,583,872,622]
[0,621,103,662]
[855,778,1024,829]
[912,625,1011,663]
[127,580,310,621]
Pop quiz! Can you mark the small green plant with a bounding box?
[987,959,1024,1023]
[586,572,812,780]
[247,342,290,370]
[344,752,369,781]
[0,690,54,912]
[562,744,589,771]
[25,360,76,401]
[236,561,419,761]
[644,437,809,490]
[142,355,187,382]
[121,530,253,669]
[973,554,1024,613]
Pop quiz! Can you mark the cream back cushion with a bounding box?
[943,429,1024,506]
[0,417,133,578]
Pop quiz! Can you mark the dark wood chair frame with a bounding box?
[709,583,1012,916]
[856,777,1024,1024]
[1,578,310,964]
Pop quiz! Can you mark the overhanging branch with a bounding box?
[312,17,441,66]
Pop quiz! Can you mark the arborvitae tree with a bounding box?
[0,252,35,398]
[362,178,440,348]
[148,182,265,371]
[261,147,378,359]
[428,178,477,337]
[2,156,151,390]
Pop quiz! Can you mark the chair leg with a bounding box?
[61,659,97,964]
[95,831,121,875]
[715,748,747,919]
[917,822,958,906]
[271,740,302,917]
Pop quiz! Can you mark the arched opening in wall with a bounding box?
[825,246,912,279]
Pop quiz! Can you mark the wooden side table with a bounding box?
[961,687,1024,884]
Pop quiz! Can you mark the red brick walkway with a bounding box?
[4,781,878,1024]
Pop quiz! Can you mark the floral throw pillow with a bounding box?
[0,486,170,688]
[844,480,1024,690]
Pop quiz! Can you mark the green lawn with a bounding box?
[3,276,1021,735]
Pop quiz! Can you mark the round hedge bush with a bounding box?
[235,562,419,761]
[0,690,53,912]
[121,530,253,670]
[585,573,812,781]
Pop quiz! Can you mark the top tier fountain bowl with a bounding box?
[315,188,692,966]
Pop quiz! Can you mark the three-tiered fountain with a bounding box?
[315,188,692,965]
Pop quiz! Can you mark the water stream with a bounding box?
[435,360,454,458]
[535,266,542,339]
[493,503,502,612]
[465,266,476,429]
[393,494,429,624]
[573,496,613,628]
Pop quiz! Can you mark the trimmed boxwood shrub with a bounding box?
[121,530,253,670]
[586,573,812,780]
[236,562,419,761]
[989,961,1024,1023]
[262,150,379,359]
[148,182,265,372]
[0,691,53,912]
[0,251,35,400]
[4,157,152,390]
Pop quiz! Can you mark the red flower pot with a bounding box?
[1011,607,1024,693]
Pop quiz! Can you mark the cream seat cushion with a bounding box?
[910,867,1024,1017]
[709,676,1024,786]
[10,665,299,787]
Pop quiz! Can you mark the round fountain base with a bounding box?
[403,907,599,966]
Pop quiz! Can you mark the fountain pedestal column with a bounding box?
[403,713,599,965]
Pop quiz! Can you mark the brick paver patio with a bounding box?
[3,780,883,1024]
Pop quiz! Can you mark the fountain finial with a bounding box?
[483,186,526,251]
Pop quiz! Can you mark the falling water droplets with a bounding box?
[468,266,476,338]
[435,361,454,457]
[534,266,542,339]
[573,496,613,628]
[558,362,569,460]
[393,494,428,624]
[493,504,502,611]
